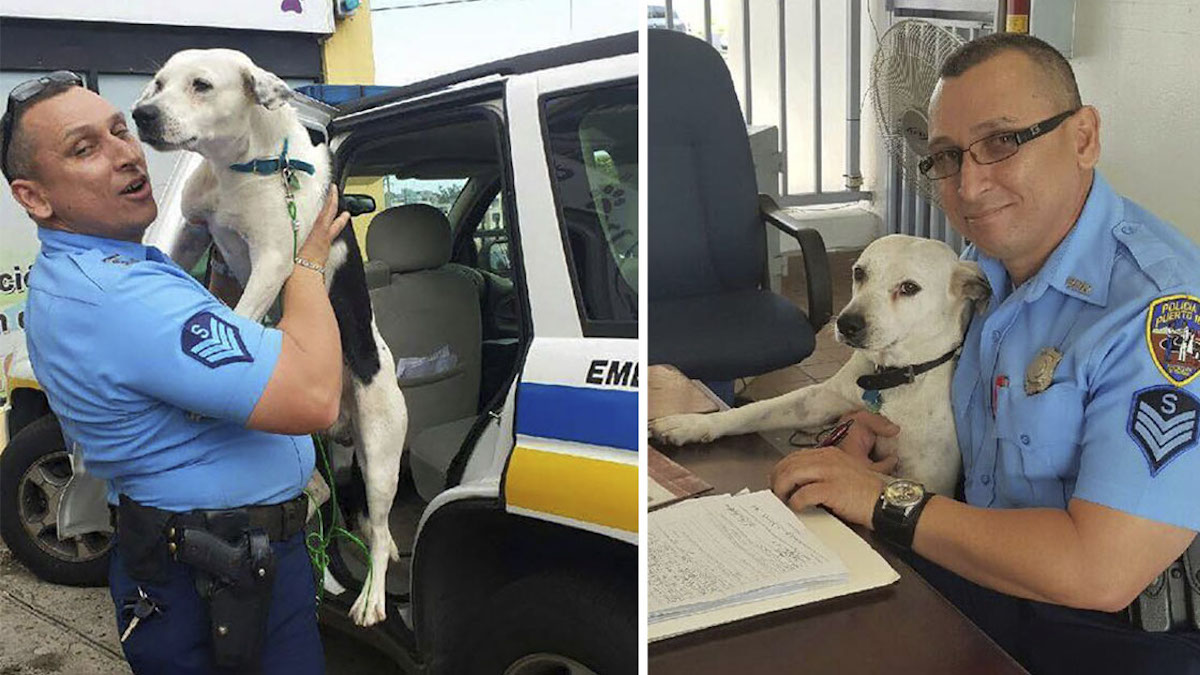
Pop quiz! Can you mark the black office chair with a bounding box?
[648,29,832,392]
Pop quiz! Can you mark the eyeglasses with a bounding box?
[1,71,85,181]
[919,108,1079,181]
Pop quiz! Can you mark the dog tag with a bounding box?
[863,389,883,414]
[1025,347,1063,395]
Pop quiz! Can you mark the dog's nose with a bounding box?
[837,313,866,339]
[132,105,160,127]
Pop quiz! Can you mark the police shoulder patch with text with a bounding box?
[1128,385,1199,476]
[180,311,253,369]
[1146,294,1200,386]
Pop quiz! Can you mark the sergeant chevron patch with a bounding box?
[181,311,253,368]
[1127,385,1199,476]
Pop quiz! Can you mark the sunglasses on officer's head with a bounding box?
[0,71,86,182]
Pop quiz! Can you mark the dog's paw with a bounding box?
[649,413,719,445]
[349,585,387,627]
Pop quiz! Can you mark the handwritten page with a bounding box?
[649,491,900,641]
[649,490,848,622]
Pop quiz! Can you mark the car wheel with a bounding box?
[465,570,635,675]
[0,414,112,586]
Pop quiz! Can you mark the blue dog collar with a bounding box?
[228,137,315,176]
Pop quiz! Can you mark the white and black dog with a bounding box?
[133,49,405,627]
[651,235,991,495]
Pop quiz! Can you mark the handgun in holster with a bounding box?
[172,525,277,670]
[1128,534,1200,632]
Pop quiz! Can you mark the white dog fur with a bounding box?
[650,234,990,495]
[133,48,407,627]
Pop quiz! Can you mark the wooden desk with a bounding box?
[648,381,1027,675]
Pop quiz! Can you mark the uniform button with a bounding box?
[1020,434,1031,445]
[991,330,1001,342]
[1121,224,1135,235]
[981,475,991,485]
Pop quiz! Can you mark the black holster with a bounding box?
[1129,535,1200,632]
[116,495,279,670]
[174,525,277,670]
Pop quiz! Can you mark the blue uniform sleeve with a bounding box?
[1074,288,1200,530]
[98,264,283,424]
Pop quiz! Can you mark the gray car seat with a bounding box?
[366,204,482,502]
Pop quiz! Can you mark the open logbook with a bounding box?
[648,490,900,641]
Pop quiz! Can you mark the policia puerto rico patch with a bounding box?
[1146,294,1200,386]
[1128,386,1199,475]
[181,311,253,368]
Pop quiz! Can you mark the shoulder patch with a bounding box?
[1128,386,1199,476]
[180,311,253,368]
[1146,294,1200,386]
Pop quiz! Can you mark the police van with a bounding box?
[0,33,638,674]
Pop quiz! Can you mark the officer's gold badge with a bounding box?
[1146,294,1200,386]
[1025,347,1062,395]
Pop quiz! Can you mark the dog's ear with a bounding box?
[952,261,992,314]
[242,65,291,110]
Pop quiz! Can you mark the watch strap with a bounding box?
[872,489,934,550]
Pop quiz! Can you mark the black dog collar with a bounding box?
[856,344,961,393]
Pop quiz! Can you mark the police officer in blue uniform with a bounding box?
[3,74,347,674]
[768,34,1200,673]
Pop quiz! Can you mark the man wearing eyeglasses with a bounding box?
[3,74,345,673]
[769,33,1200,673]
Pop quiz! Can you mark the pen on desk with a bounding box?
[777,419,855,505]
[817,418,854,448]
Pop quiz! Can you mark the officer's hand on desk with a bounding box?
[835,411,900,469]
[297,186,350,269]
[769,413,900,527]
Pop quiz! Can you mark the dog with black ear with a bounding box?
[134,48,407,627]
[651,234,991,495]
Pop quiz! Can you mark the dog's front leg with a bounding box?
[232,234,293,322]
[650,381,859,446]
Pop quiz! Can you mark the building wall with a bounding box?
[1072,1,1200,243]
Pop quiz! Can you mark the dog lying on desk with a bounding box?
[650,234,991,495]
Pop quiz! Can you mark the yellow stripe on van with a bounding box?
[506,446,638,533]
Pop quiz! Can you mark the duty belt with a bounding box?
[114,493,308,585]
[1127,535,1200,632]
[167,493,309,543]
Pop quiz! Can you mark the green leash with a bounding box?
[305,434,372,608]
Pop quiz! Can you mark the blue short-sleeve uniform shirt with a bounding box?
[952,172,1200,531]
[25,228,314,512]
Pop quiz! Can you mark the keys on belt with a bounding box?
[120,586,162,643]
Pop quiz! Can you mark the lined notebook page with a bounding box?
[649,490,848,622]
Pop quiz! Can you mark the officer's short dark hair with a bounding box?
[940,33,1082,111]
[1,80,79,183]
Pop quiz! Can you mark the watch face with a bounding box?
[884,480,924,508]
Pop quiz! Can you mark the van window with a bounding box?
[383,176,468,215]
[474,192,510,276]
[543,83,638,337]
